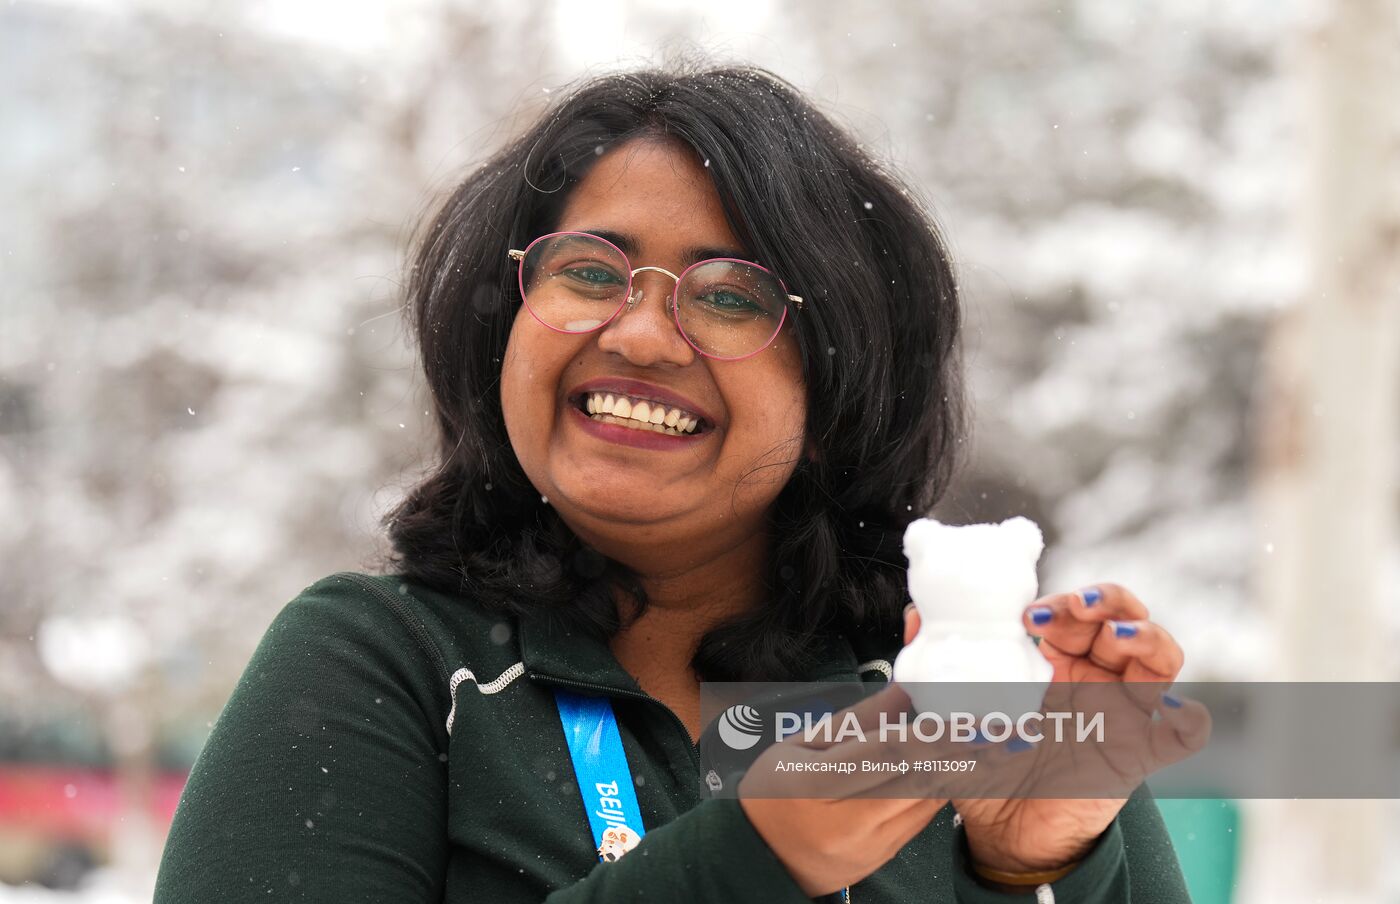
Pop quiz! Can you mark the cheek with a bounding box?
[501,314,582,445]
[730,359,807,449]
[768,341,807,438]
[499,322,527,437]
[499,315,555,453]
[776,389,807,442]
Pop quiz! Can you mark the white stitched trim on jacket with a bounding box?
[445,662,525,735]
[444,658,892,735]
[855,658,893,681]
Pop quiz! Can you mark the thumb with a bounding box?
[903,602,921,646]
[798,680,913,751]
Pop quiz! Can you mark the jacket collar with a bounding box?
[517,607,865,692]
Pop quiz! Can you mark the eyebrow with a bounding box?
[579,228,753,267]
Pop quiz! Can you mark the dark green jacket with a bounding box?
[154,572,1192,902]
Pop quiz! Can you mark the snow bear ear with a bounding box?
[999,516,1045,560]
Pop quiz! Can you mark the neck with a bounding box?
[598,523,771,683]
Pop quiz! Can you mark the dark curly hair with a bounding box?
[379,60,967,683]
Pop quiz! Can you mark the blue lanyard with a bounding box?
[554,689,648,862]
[553,688,850,902]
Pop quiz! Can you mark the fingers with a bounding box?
[1022,583,1150,658]
[800,681,913,751]
[783,709,944,800]
[1146,693,1212,768]
[1093,620,1184,681]
[1023,583,1184,683]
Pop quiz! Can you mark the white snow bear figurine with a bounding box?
[892,516,1054,719]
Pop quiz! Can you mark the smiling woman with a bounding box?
[388,66,966,692]
[154,60,1192,904]
[498,139,815,743]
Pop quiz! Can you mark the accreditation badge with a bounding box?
[597,824,642,862]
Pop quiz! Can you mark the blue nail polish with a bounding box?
[1006,737,1034,753]
[1030,606,1053,626]
[1162,693,1182,708]
[1113,621,1138,638]
[1081,587,1102,607]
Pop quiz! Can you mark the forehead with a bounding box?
[555,138,745,257]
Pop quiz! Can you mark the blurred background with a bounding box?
[1,0,1397,901]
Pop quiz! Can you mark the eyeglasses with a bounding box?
[507,231,803,362]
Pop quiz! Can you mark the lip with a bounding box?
[566,378,717,429]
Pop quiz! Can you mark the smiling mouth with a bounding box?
[567,391,712,437]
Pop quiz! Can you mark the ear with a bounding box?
[804,437,819,463]
[1000,516,1045,560]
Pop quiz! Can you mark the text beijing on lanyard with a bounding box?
[552,689,852,903]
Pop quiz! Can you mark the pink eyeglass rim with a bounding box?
[508,230,802,363]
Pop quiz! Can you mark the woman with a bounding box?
[155,62,1193,902]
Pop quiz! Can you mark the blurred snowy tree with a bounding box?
[1,0,549,705]
[1,0,547,887]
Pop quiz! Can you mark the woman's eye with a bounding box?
[561,264,624,286]
[697,290,768,315]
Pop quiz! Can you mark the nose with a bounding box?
[594,270,697,366]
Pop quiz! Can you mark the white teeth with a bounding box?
[581,391,704,435]
[592,414,685,436]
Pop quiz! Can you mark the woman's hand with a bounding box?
[737,668,948,895]
[904,583,1208,875]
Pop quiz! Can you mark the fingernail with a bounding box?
[1029,606,1053,626]
[1112,621,1138,639]
[1162,693,1182,708]
[1080,587,1102,607]
[1006,737,1034,753]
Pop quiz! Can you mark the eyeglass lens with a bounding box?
[519,233,788,359]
